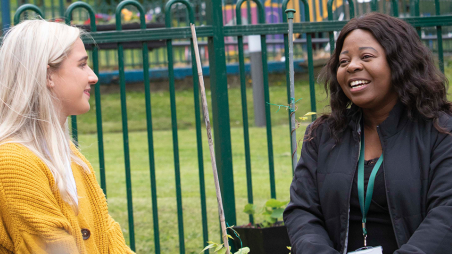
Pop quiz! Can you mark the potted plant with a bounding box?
[232,199,291,254]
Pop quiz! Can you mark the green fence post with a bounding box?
[409,0,421,35]
[256,0,277,200]
[391,0,399,17]
[164,1,186,253]
[115,1,152,251]
[435,0,444,73]
[327,0,354,54]
[206,0,237,250]
[50,0,55,18]
[164,0,210,253]
[14,4,44,25]
[238,0,275,200]
[284,0,316,123]
[59,0,64,17]
[133,1,163,252]
[235,0,254,225]
[370,0,378,11]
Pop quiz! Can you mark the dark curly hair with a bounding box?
[308,12,452,142]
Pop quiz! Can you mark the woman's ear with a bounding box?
[47,65,55,88]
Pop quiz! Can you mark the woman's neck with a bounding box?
[362,100,398,130]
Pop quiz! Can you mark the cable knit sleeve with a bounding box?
[0,143,79,254]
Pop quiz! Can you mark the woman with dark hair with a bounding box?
[283,12,452,254]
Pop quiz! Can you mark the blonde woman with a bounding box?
[0,20,134,253]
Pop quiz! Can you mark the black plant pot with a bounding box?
[232,225,291,254]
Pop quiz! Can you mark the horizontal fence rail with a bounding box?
[9,0,452,253]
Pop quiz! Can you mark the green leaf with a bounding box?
[264,214,275,223]
[271,208,285,219]
[227,234,234,240]
[262,208,272,216]
[265,199,280,208]
[214,244,225,252]
[265,199,288,208]
[234,247,251,254]
[243,204,256,214]
[262,221,271,228]
[200,243,216,253]
[215,246,230,254]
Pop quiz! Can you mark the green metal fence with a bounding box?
[11,0,452,253]
[7,0,452,71]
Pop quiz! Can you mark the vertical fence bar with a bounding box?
[236,0,254,225]
[59,0,64,17]
[138,2,162,252]
[248,0,277,199]
[51,0,55,19]
[168,0,210,251]
[435,0,444,73]
[370,0,377,11]
[391,0,399,17]
[297,0,317,121]
[412,0,421,35]
[71,117,78,143]
[115,1,144,250]
[327,0,354,54]
[206,0,237,250]
[65,1,107,197]
[164,1,185,253]
[42,0,46,21]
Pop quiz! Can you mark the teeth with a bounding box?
[350,80,369,87]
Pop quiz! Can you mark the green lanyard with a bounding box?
[358,131,384,247]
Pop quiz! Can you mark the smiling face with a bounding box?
[48,38,98,123]
[336,29,398,111]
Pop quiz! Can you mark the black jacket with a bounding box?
[284,102,452,254]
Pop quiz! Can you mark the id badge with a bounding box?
[348,246,383,254]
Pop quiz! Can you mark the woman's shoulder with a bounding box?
[436,112,452,131]
[304,116,333,146]
[0,142,41,160]
[0,142,50,175]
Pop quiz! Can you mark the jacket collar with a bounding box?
[348,100,408,139]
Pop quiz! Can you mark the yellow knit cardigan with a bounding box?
[0,142,135,254]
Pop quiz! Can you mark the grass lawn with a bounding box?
[75,79,329,134]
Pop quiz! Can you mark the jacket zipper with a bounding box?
[342,128,362,254]
[377,126,401,248]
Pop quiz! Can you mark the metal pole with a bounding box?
[249,34,266,127]
[190,23,230,254]
[1,0,11,31]
[286,9,297,170]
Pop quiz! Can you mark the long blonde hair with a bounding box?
[0,19,90,208]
